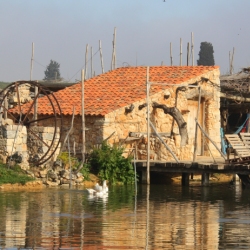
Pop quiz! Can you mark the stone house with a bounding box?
[0,66,221,167]
[35,65,221,162]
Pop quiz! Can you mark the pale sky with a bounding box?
[0,0,249,82]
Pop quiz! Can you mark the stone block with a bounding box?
[4,130,16,139]
[6,139,14,146]
[43,133,54,141]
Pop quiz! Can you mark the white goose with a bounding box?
[102,180,109,194]
[94,183,103,192]
[86,180,108,197]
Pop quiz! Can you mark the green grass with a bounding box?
[0,163,35,185]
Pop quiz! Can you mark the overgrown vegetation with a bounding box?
[0,163,35,185]
[87,142,136,185]
[57,152,90,180]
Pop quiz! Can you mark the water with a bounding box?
[0,181,250,250]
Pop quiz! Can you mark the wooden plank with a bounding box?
[211,164,224,170]
[198,163,211,169]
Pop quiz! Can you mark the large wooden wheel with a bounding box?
[0,81,63,166]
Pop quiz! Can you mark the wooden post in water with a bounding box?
[81,70,85,164]
[146,67,150,185]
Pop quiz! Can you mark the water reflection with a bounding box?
[0,181,250,249]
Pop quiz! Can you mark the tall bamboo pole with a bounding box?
[170,42,173,66]
[91,46,93,78]
[81,70,85,163]
[84,44,88,80]
[111,27,116,70]
[191,32,194,66]
[99,40,104,73]
[146,66,150,185]
[180,38,182,66]
[30,42,38,123]
[30,42,34,80]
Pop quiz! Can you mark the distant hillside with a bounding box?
[0,82,11,90]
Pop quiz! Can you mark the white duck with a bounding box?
[102,180,109,194]
[94,183,103,192]
[86,188,97,195]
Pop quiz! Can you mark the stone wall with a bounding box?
[0,122,61,169]
[59,68,221,162]
[0,124,29,168]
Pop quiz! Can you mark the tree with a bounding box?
[197,42,215,66]
[44,60,62,81]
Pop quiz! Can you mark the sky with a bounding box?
[0,0,250,82]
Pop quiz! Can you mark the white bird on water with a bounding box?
[86,180,108,197]
[102,180,109,194]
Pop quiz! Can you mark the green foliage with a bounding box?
[57,152,79,169]
[57,152,90,180]
[88,142,136,185]
[44,60,62,81]
[197,42,215,66]
[0,163,34,185]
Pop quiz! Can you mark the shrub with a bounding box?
[88,142,136,185]
[57,152,90,180]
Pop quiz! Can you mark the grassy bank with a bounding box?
[0,163,35,185]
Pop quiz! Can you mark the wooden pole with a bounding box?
[111,27,116,70]
[30,42,38,123]
[180,38,182,66]
[229,51,231,74]
[170,42,173,66]
[30,42,34,80]
[187,42,190,66]
[114,27,116,69]
[81,70,85,163]
[84,44,88,80]
[99,40,104,73]
[91,46,93,78]
[193,86,201,162]
[231,47,235,74]
[191,32,194,66]
[146,66,150,185]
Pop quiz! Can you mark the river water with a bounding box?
[0,180,250,250]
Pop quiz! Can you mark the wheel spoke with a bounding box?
[15,82,22,116]
[22,87,42,124]
[26,115,57,125]
[0,105,19,122]
[27,127,51,148]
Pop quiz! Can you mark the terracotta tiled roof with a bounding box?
[23,66,219,116]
